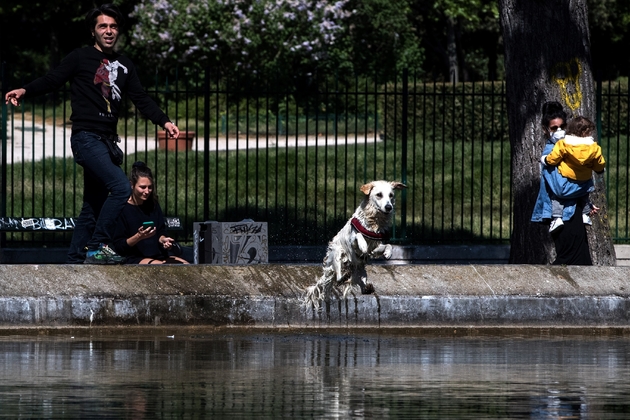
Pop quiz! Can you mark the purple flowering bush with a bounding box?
[130,0,353,75]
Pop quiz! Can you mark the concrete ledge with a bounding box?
[1,264,630,328]
[270,244,512,264]
[0,244,511,264]
[3,245,630,265]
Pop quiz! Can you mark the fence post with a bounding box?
[595,71,608,210]
[399,68,408,241]
[1,61,6,253]
[203,67,211,221]
[596,71,602,141]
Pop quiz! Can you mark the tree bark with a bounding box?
[446,16,458,83]
[498,0,616,265]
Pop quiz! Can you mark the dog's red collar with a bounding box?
[351,217,388,241]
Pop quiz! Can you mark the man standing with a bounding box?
[4,4,179,264]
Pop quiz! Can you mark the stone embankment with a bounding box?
[1,264,629,331]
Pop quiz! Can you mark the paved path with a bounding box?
[4,119,380,163]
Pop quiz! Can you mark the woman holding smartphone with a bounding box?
[112,161,188,264]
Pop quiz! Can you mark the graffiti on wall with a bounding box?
[0,217,76,231]
[193,220,269,265]
[212,221,268,264]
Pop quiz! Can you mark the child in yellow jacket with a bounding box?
[542,116,605,232]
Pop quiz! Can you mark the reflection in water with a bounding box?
[1,333,630,418]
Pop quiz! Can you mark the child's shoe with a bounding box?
[583,214,592,225]
[549,218,564,232]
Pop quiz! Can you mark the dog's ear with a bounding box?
[390,181,407,190]
[360,182,374,196]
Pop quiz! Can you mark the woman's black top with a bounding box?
[112,201,168,264]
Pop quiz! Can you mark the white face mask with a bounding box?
[551,129,565,142]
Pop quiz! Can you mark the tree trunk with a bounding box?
[446,16,458,83]
[498,0,616,265]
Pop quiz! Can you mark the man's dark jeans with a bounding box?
[67,131,131,263]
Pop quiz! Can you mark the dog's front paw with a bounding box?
[383,244,392,259]
[362,283,375,294]
[357,234,369,254]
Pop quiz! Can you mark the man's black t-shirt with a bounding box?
[24,46,169,135]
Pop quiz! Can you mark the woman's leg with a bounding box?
[164,256,189,264]
[552,201,592,265]
[138,257,188,264]
[139,258,164,264]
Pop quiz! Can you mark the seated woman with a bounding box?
[113,161,188,264]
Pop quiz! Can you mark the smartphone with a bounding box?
[142,221,155,229]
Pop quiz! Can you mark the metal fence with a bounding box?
[1,65,629,247]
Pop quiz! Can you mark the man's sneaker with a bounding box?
[84,244,126,264]
[583,214,593,225]
[549,218,564,233]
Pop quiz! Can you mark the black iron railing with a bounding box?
[1,65,628,247]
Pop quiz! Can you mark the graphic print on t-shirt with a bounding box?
[94,59,128,113]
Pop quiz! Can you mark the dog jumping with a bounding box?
[303,180,407,308]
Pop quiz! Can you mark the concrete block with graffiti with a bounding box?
[193,220,268,265]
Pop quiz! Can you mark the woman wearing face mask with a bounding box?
[112,161,188,264]
[531,101,596,226]
[542,115,604,232]
[531,101,593,265]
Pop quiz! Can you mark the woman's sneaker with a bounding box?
[84,244,125,264]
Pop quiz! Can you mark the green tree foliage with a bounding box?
[128,0,353,77]
[412,0,501,82]
[588,0,630,79]
[1,0,629,86]
[127,0,423,82]
[0,0,91,81]
[0,0,140,82]
[341,0,424,80]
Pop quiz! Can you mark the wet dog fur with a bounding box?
[303,180,407,308]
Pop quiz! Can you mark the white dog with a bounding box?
[303,180,407,308]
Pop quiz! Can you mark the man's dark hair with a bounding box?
[541,101,567,128]
[85,3,125,32]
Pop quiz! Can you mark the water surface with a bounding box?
[1,331,629,418]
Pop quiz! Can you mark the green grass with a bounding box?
[6,133,629,246]
[4,134,628,247]
[602,133,630,242]
[4,136,516,246]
